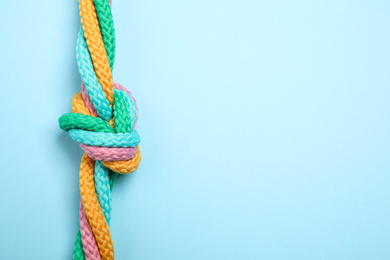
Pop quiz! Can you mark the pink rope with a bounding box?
[79,80,101,260]
[79,201,101,260]
[81,81,98,117]
[80,144,138,161]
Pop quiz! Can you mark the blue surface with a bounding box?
[0,1,390,259]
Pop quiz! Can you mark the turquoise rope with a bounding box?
[94,161,113,224]
[76,28,113,121]
[69,129,140,147]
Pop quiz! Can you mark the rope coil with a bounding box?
[58,1,141,259]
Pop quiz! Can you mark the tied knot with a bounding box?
[59,83,141,174]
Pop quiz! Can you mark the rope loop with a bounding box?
[59,83,141,174]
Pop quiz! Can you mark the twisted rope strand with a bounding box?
[79,0,114,105]
[79,154,115,260]
[93,0,116,69]
[60,0,142,259]
[77,31,112,121]
[69,84,140,260]
[79,202,101,260]
[77,1,116,258]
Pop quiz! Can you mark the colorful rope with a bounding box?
[58,1,141,259]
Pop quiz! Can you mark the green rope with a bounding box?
[59,113,114,133]
[94,0,116,70]
[113,94,131,134]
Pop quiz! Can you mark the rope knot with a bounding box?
[59,83,141,174]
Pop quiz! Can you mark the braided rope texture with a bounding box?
[59,0,141,259]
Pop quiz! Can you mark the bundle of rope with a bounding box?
[58,0,141,259]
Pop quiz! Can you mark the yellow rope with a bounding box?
[103,149,142,174]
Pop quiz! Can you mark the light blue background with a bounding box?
[1,1,389,259]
